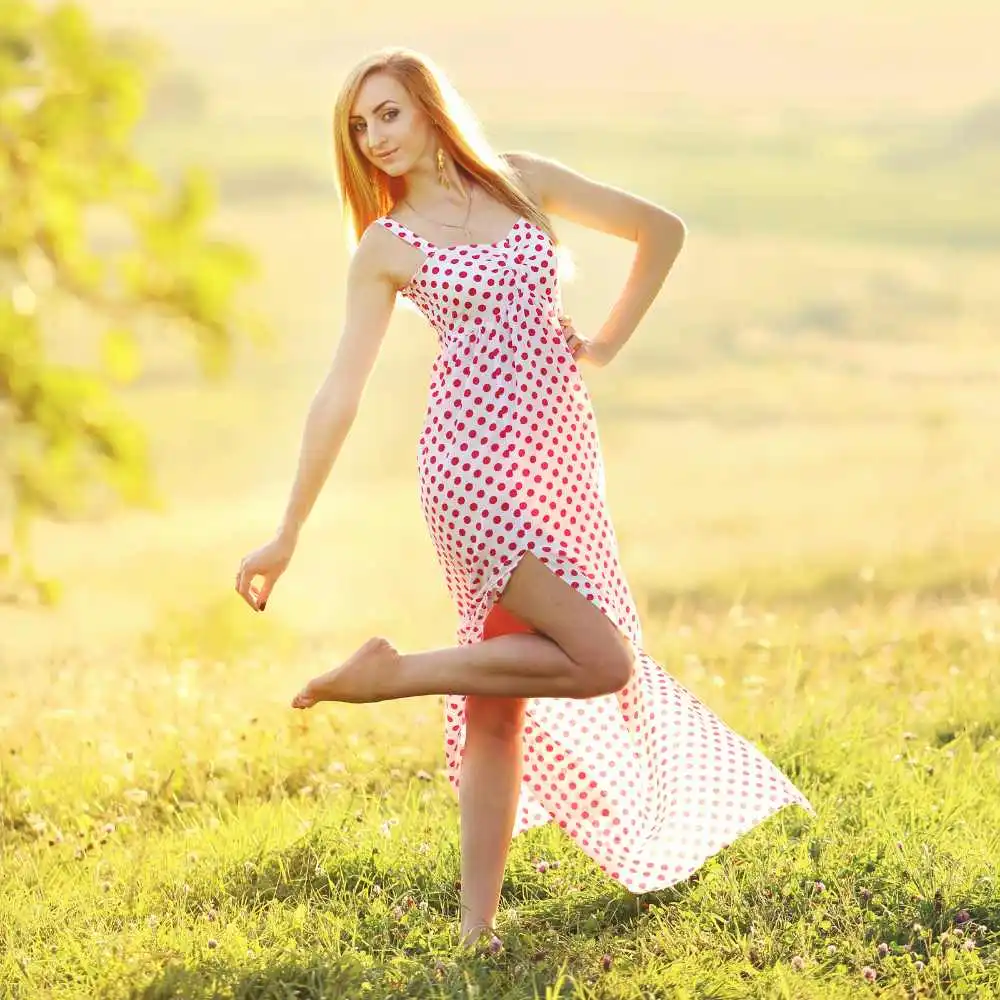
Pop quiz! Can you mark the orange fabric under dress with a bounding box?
[482,601,536,640]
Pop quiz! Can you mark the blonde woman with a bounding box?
[235,47,813,947]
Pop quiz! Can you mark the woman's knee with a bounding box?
[577,638,635,697]
[465,695,526,741]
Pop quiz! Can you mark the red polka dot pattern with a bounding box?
[376,214,814,892]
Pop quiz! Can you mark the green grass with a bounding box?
[3,572,1000,998]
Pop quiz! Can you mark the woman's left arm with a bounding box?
[507,150,686,366]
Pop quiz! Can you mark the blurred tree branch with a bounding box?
[0,1,269,604]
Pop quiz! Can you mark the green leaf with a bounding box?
[99,328,140,384]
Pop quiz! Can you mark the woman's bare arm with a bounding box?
[276,228,398,543]
[506,150,686,364]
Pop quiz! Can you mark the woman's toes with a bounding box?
[291,688,315,709]
[289,637,400,708]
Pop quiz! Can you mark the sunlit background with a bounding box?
[4,0,998,661]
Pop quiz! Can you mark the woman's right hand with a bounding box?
[234,531,296,612]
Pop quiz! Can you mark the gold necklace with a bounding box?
[402,184,475,241]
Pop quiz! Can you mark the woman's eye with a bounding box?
[383,109,398,121]
[352,121,366,133]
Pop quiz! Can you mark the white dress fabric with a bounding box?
[376,213,814,892]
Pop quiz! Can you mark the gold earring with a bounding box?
[436,147,451,189]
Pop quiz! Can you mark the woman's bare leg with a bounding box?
[291,553,635,707]
[458,695,525,945]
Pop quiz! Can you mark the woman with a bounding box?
[235,47,813,946]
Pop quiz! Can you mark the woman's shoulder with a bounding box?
[500,149,540,183]
[500,150,550,207]
[353,216,421,292]
[360,213,423,255]
[500,149,540,171]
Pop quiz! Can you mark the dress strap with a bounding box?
[376,216,434,251]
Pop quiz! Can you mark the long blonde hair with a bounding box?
[332,47,556,248]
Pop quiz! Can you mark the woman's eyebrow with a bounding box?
[349,100,396,120]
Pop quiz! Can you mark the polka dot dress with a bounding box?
[376,213,814,893]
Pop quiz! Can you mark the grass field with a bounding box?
[2,1,1000,997]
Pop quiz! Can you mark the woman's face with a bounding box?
[349,71,431,177]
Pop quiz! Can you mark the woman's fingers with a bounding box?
[559,314,584,356]
[236,557,261,611]
[236,538,292,612]
[256,576,276,612]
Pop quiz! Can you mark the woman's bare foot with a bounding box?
[291,637,402,708]
[459,921,501,947]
